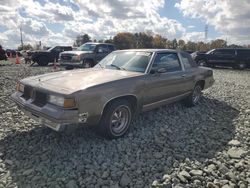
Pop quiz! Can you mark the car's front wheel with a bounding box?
[97,100,132,139]
[82,59,93,68]
[197,59,207,66]
[184,84,203,107]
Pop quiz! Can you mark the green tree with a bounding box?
[172,39,178,49]
[177,39,186,50]
[134,32,153,48]
[196,41,209,52]
[186,41,197,51]
[74,34,91,47]
[210,39,227,49]
[152,35,167,48]
[17,43,33,51]
[113,32,135,49]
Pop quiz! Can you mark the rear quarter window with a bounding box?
[237,49,250,57]
[108,45,116,52]
[180,52,197,68]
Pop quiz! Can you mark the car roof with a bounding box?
[115,49,179,53]
[84,42,115,45]
[215,48,250,50]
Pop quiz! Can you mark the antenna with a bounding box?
[205,24,208,42]
[20,24,24,49]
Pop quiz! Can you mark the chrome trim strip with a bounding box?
[142,92,191,111]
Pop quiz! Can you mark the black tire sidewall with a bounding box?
[184,84,202,107]
[98,100,132,139]
[82,59,93,68]
[237,62,246,70]
[198,59,207,66]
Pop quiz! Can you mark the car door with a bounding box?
[95,44,109,62]
[218,49,236,67]
[179,52,197,92]
[208,49,224,66]
[143,52,186,106]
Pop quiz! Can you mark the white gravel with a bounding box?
[0,63,249,188]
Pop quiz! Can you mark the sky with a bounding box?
[0,0,249,49]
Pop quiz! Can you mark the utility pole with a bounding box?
[204,24,208,43]
[20,24,24,50]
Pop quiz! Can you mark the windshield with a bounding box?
[95,51,152,73]
[77,43,96,51]
[206,49,214,54]
[47,47,55,51]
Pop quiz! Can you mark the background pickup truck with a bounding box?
[31,46,72,66]
[193,48,250,69]
[59,42,116,69]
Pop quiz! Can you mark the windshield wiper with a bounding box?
[98,64,103,68]
[110,64,121,70]
[110,64,127,71]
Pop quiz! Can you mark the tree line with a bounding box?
[18,32,250,51]
[74,32,250,52]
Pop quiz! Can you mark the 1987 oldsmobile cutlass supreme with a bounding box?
[11,49,214,139]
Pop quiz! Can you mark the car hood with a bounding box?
[21,68,143,95]
[60,51,92,55]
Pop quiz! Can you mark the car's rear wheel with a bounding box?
[82,59,93,68]
[65,65,74,70]
[197,59,207,66]
[97,100,132,139]
[237,62,246,70]
[184,83,203,107]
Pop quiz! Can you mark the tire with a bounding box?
[184,84,203,107]
[82,59,94,68]
[65,66,74,70]
[237,62,246,70]
[197,59,207,66]
[97,100,132,139]
[37,56,49,66]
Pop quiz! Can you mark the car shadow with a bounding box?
[0,97,239,187]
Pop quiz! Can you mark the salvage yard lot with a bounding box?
[0,62,249,187]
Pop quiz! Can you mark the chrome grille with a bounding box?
[33,91,47,107]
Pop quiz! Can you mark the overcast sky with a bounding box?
[0,0,249,49]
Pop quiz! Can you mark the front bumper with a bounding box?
[204,76,215,89]
[58,59,82,67]
[11,92,84,131]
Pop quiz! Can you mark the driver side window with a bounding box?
[97,45,108,53]
[152,53,182,72]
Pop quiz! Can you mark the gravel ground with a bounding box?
[0,62,249,188]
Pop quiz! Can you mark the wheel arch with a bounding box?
[101,95,138,117]
[195,80,205,90]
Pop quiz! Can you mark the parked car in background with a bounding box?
[185,50,195,54]
[59,42,116,69]
[0,45,7,61]
[31,46,72,66]
[11,49,214,139]
[193,48,250,69]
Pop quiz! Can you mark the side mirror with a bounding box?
[150,67,167,74]
[157,67,167,73]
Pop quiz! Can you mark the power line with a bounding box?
[20,24,23,49]
[205,24,208,42]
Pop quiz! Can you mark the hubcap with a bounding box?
[110,106,130,134]
[199,60,206,66]
[192,86,202,104]
[83,62,91,68]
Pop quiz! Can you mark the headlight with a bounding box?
[72,55,80,61]
[48,95,76,108]
[16,82,24,93]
